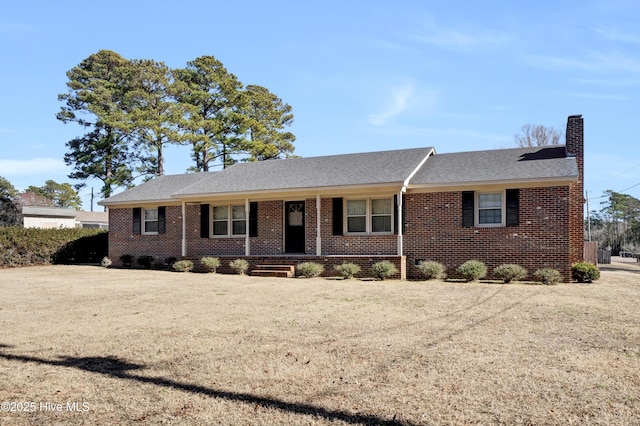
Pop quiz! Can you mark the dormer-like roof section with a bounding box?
[409,146,578,188]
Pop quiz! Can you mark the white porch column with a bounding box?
[397,190,403,256]
[316,194,321,255]
[245,198,250,256]
[181,201,187,257]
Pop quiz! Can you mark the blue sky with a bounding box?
[1,0,638,211]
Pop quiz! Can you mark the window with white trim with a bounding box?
[212,205,246,236]
[346,198,393,234]
[143,208,159,234]
[476,192,505,227]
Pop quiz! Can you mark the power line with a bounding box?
[587,182,640,201]
[587,162,640,189]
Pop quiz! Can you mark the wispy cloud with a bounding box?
[0,21,36,33]
[413,17,512,52]
[368,82,439,126]
[369,83,415,126]
[569,92,634,101]
[0,158,66,175]
[524,50,640,73]
[596,28,640,45]
[576,77,640,87]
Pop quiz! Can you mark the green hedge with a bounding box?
[0,227,108,268]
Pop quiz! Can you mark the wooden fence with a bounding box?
[584,241,598,264]
[584,241,611,264]
[598,248,611,264]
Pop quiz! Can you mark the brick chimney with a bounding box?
[565,114,584,198]
[566,115,584,165]
[566,114,585,267]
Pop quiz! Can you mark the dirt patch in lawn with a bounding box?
[0,259,638,425]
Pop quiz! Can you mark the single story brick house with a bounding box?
[99,115,585,280]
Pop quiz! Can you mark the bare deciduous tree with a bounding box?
[514,124,563,147]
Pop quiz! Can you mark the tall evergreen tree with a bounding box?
[125,59,185,176]
[57,50,137,198]
[0,176,21,227]
[174,55,247,171]
[244,84,296,161]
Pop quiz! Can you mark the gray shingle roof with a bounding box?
[174,147,435,197]
[410,145,578,187]
[99,172,214,206]
[99,145,579,206]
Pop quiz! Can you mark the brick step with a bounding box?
[251,264,295,278]
[251,270,293,278]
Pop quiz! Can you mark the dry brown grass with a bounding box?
[0,259,638,425]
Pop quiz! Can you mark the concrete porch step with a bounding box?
[251,264,295,278]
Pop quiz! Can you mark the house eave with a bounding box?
[172,182,406,202]
[97,198,183,208]
[407,176,578,193]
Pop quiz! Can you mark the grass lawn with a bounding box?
[0,259,638,425]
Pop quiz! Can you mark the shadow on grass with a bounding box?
[0,347,412,426]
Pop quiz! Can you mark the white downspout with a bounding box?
[181,201,187,257]
[397,148,434,256]
[316,194,321,255]
[245,198,250,256]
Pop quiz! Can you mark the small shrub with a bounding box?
[136,255,155,269]
[120,254,134,267]
[172,260,194,272]
[334,263,360,279]
[164,257,178,268]
[371,261,398,280]
[456,260,487,282]
[534,268,563,285]
[571,261,600,283]
[417,261,446,280]
[230,258,249,275]
[201,257,221,273]
[493,264,527,284]
[101,256,112,268]
[297,262,324,278]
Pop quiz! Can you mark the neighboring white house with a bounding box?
[75,210,109,229]
[21,207,109,229]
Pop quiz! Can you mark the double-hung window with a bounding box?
[476,192,504,227]
[212,205,246,237]
[143,208,159,234]
[346,198,393,234]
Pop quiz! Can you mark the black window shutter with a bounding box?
[157,206,166,234]
[200,204,210,238]
[249,202,258,237]
[332,198,343,235]
[462,191,474,227]
[133,208,141,235]
[393,194,399,235]
[506,189,520,227]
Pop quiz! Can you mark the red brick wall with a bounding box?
[403,187,575,281]
[319,198,398,255]
[108,179,582,282]
[108,206,183,266]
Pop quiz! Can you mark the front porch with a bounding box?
[185,255,407,280]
